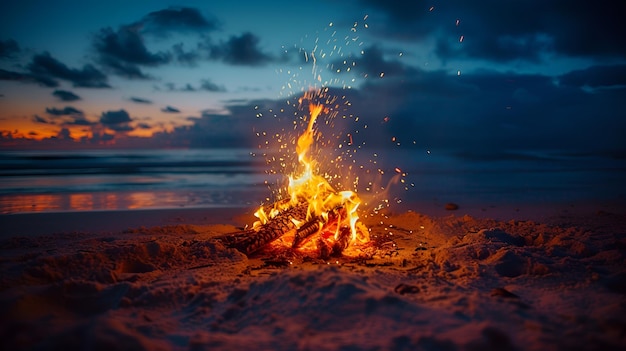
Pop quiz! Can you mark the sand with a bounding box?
[1,206,625,350]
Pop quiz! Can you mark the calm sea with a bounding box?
[386,149,626,211]
[0,148,624,214]
[0,149,272,214]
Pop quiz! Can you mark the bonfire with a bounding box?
[219,90,368,257]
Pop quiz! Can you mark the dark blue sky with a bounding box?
[1,0,625,157]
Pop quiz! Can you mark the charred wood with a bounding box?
[331,226,352,256]
[292,207,344,249]
[317,237,332,260]
[292,220,320,248]
[218,203,308,255]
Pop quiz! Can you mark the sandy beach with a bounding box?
[1,202,624,351]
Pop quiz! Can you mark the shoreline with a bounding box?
[1,197,624,238]
[0,207,256,237]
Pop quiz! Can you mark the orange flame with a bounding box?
[254,91,366,247]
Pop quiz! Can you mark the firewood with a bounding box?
[219,202,309,255]
[292,207,345,249]
[331,226,352,256]
[292,220,320,248]
[312,224,353,259]
[317,237,332,260]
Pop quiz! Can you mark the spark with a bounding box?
[459,35,464,43]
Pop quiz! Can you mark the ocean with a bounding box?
[0,149,271,214]
[0,148,624,214]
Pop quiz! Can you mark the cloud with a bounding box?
[45,106,84,116]
[52,90,81,101]
[164,82,195,92]
[98,109,134,132]
[146,66,620,154]
[94,26,170,65]
[98,56,151,79]
[41,106,95,126]
[130,96,152,104]
[536,1,626,59]
[93,25,170,78]
[0,66,64,88]
[172,42,201,66]
[33,115,53,124]
[0,68,53,86]
[136,122,152,129]
[44,106,95,126]
[100,109,132,125]
[162,80,226,92]
[0,39,20,59]
[65,118,95,126]
[334,45,416,78]
[340,67,626,155]
[210,32,272,66]
[90,7,278,78]
[152,112,251,148]
[0,69,23,80]
[359,0,626,62]
[27,52,110,88]
[107,123,134,132]
[0,68,60,87]
[56,128,72,140]
[558,64,626,89]
[6,64,625,155]
[140,7,219,36]
[200,79,226,92]
[91,7,220,77]
[161,106,181,113]
[435,31,551,64]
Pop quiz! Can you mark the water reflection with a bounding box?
[0,149,273,214]
[0,190,264,214]
[68,193,94,211]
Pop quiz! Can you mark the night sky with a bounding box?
[1,0,625,156]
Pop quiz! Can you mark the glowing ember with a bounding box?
[253,89,367,252]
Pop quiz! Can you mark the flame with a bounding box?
[254,90,366,248]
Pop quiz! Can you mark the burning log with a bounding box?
[317,237,332,260]
[317,226,352,260]
[292,207,346,249]
[217,198,364,259]
[292,220,320,248]
[331,226,352,255]
[219,202,309,255]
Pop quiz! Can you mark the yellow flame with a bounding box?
[254,90,365,245]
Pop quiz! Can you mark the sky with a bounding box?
[1,0,625,157]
